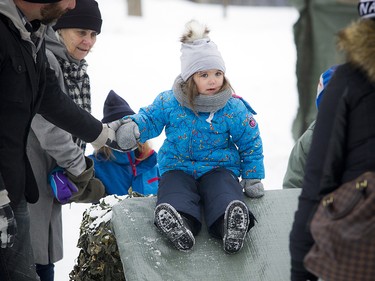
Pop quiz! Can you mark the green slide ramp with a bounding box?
[112,189,300,281]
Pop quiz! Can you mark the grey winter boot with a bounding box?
[223,200,250,254]
[154,203,195,252]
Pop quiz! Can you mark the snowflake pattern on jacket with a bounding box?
[131,90,265,180]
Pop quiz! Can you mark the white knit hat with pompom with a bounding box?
[179,20,226,81]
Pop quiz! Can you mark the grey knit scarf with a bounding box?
[172,75,232,113]
[57,56,91,150]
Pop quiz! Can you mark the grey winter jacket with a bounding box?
[282,121,315,189]
[27,27,89,264]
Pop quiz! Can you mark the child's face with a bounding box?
[193,69,224,95]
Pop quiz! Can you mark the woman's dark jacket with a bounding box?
[0,11,102,205]
[289,19,375,280]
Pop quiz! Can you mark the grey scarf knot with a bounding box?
[172,76,231,113]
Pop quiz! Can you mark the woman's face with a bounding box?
[193,69,224,96]
[59,28,97,61]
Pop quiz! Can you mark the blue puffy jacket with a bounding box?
[131,91,264,180]
[89,150,159,196]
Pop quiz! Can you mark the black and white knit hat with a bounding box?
[102,90,135,123]
[180,20,226,82]
[53,0,102,34]
[358,0,375,18]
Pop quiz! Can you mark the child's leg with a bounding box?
[154,170,202,251]
[199,168,255,253]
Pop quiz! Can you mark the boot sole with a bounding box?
[154,203,195,252]
[223,200,250,254]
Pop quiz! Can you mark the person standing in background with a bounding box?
[289,0,357,141]
[290,1,375,279]
[27,1,105,280]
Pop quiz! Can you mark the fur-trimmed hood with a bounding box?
[338,19,375,82]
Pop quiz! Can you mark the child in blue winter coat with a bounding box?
[89,90,159,196]
[115,20,265,254]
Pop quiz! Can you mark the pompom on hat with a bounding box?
[53,0,102,34]
[102,90,135,123]
[180,20,226,82]
[358,0,375,18]
[316,65,338,109]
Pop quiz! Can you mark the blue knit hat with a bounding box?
[102,90,135,123]
[316,65,338,109]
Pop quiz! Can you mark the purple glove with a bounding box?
[49,167,78,204]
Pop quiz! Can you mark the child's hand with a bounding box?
[240,179,264,198]
[115,119,140,151]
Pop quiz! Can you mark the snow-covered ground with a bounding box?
[55,0,299,279]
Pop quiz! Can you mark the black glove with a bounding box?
[0,190,16,248]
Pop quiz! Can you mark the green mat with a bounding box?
[111,189,301,281]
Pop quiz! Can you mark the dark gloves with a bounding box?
[0,190,16,248]
[49,167,78,204]
[65,156,106,203]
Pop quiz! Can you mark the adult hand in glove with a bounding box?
[91,119,139,152]
[240,179,265,198]
[0,190,16,248]
[115,119,140,151]
[65,156,106,204]
[49,167,78,204]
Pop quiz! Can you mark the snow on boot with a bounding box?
[223,200,250,254]
[154,203,195,252]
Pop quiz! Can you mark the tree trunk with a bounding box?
[127,0,142,16]
[223,0,229,18]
